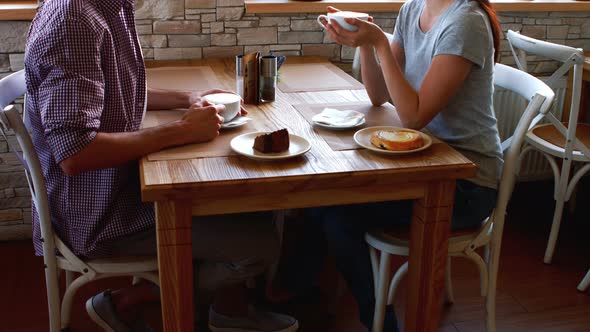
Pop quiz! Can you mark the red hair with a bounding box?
[473,0,501,62]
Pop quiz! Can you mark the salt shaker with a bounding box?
[235,55,244,98]
[259,55,277,103]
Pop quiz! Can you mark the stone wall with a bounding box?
[1,0,589,240]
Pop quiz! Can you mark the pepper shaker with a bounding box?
[235,55,244,98]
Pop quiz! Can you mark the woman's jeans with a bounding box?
[281,180,497,331]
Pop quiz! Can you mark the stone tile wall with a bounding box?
[0,1,589,239]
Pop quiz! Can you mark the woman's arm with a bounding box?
[360,40,406,106]
[325,10,474,130]
[374,41,473,129]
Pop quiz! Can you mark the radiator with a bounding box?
[493,76,567,181]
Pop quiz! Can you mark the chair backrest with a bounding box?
[0,70,26,109]
[483,63,555,248]
[0,70,63,331]
[506,30,589,160]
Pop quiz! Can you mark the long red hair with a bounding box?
[473,0,501,63]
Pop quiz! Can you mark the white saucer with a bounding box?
[221,116,250,129]
[353,126,433,154]
[230,132,311,160]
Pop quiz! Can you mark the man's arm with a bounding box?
[147,88,242,111]
[59,103,223,176]
[147,88,191,110]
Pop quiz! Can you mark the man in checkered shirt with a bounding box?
[24,1,298,331]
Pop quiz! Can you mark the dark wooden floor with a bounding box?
[1,179,590,332]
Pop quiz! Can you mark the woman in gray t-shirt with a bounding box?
[285,1,505,331]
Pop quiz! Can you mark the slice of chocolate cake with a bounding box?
[253,128,290,153]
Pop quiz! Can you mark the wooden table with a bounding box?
[141,57,476,332]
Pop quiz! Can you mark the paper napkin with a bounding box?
[311,108,365,127]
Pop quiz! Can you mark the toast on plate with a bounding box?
[370,129,424,151]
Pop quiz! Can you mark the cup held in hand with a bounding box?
[204,93,241,123]
[316,11,369,32]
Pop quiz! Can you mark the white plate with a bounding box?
[313,117,366,130]
[221,116,250,129]
[353,126,432,154]
[230,132,311,160]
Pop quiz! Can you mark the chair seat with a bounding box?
[365,224,483,256]
[526,123,590,161]
[57,255,158,274]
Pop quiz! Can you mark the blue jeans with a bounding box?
[282,180,497,331]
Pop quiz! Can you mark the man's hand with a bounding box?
[177,101,224,144]
[189,89,248,116]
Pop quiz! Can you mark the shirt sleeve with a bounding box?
[33,18,105,164]
[434,11,492,68]
[392,3,407,49]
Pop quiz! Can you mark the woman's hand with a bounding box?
[322,6,386,49]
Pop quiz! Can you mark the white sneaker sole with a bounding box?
[85,298,116,332]
[208,320,299,332]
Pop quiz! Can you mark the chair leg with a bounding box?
[65,271,74,289]
[46,268,62,332]
[544,188,567,264]
[485,232,503,332]
[386,261,408,305]
[369,247,379,298]
[372,253,391,332]
[578,269,590,292]
[486,291,497,332]
[61,275,91,329]
[545,161,572,264]
[445,258,454,304]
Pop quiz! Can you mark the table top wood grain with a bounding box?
[141,57,476,208]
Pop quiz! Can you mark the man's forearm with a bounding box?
[147,88,191,110]
[59,121,185,175]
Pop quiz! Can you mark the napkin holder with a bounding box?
[242,52,260,105]
[240,52,286,105]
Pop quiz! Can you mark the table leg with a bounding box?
[156,201,194,332]
[405,181,455,332]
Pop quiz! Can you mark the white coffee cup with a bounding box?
[317,11,369,32]
[204,93,241,123]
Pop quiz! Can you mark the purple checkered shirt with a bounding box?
[24,0,154,258]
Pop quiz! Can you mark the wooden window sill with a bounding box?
[245,0,590,14]
[0,1,38,21]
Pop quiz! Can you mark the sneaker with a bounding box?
[208,306,299,332]
[86,290,131,332]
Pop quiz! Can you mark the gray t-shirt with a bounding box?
[393,0,503,189]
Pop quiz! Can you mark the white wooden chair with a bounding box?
[364,64,555,332]
[578,269,590,292]
[0,70,160,332]
[506,30,589,265]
